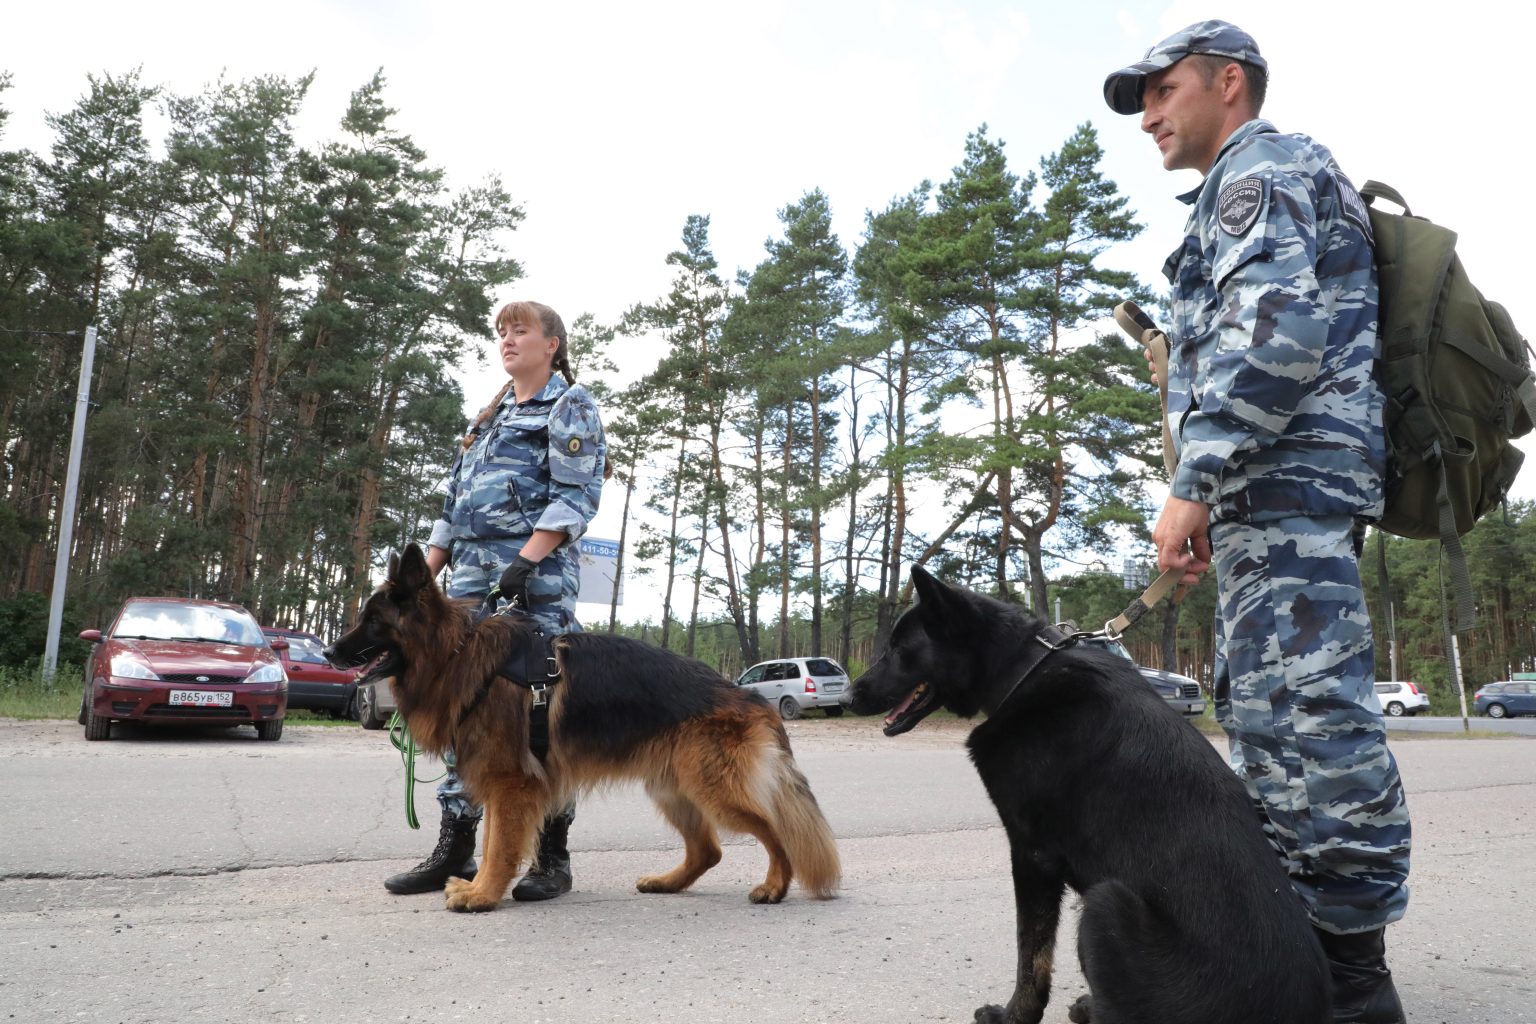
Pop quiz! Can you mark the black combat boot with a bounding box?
[383,813,479,895]
[512,807,574,902]
[1316,926,1406,1024]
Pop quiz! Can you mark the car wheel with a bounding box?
[359,684,385,730]
[82,692,110,741]
[1386,701,1405,717]
[778,696,801,721]
[255,718,284,741]
[1487,703,1508,719]
[823,706,844,717]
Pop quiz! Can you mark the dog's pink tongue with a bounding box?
[885,688,920,725]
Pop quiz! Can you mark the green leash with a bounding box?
[387,710,445,829]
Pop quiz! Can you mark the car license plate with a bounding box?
[822,682,843,693]
[169,690,233,707]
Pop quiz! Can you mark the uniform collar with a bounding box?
[505,374,569,409]
[1175,118,1277,205]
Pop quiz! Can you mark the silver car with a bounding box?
[734,657,850,720]
[1079,635,1207,718]
[356,671,396,730]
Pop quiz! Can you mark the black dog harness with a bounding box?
[455,606,562,761]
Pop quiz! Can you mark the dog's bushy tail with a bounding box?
[766,740,841,899]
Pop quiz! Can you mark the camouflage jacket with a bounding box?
[1163,118,1386,523]
[428,375,606,551]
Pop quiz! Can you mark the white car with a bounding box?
[1373,681,1431,717]
[734,657,850,720]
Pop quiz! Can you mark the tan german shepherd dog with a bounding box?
[326,544,840,912]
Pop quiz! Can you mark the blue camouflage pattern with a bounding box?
[431,374,606,551]
[1158,118,1410,934]
[1210,515,1411,933]
[425,374,607,821]
[1162,119,1386,525]
[1103,19,1267,115]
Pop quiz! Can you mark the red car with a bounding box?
[78,597,288,741]
[262,626,359,717]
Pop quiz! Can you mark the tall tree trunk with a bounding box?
[607,447,640,634]
[810,367,824,654]
[686,510,707,658]
[876,346,913,651]
[659,437,687,649]
[347,384,400,621]
[748,424,767,666]
[779,402,793,658]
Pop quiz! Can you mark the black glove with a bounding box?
[497,555,540,609]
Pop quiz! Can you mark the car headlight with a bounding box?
[109,655,160,681]
[245,662,287,685]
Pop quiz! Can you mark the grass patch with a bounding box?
[0,662,83,720]
[284,709,358,727]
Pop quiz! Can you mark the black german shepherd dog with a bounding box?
[847,567,1329,1024]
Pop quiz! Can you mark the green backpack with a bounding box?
[1364,180,1536,627]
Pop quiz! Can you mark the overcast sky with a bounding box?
[5,0,1531,622]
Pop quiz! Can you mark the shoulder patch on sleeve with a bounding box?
[1218,177,1265,237]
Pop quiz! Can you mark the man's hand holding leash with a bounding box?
[1152,495,1211,587]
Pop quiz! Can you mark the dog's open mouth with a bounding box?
[883,681,939,736]
[357,650,403,687]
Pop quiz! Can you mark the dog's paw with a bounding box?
[1066,994,1093,1023]
[973,1006,1010,1024]
[636,874,681,894]
[443,878,499,913]
[747,882,787,904]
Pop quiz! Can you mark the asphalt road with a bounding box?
[1,717,1531,1023]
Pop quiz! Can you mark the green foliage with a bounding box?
[15,69,1513,713]
[0,593,90,668]
[1,69,519,640]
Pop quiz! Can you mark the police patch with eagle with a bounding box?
[1218,176,1264,236]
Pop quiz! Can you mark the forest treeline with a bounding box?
[3,69,1531,710]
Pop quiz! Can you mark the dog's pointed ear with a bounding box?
[386,548,401,583]
[910,565,950,612]
[395,543,432,597]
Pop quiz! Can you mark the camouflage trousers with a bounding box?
[438,537,582,822]
[1209,514,1411,934]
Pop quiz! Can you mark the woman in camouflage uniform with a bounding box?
[384,300,607,902]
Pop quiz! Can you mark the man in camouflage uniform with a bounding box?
[1105,21,1410,1023]
[383,368,606,901]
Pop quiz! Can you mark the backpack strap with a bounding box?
[1361,180,1412,215]
[1437,335,1536,432]
[1430,444,1478,632]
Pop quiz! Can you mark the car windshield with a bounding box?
[1083,636,1135,662]
[275,635,328,664]
[113,601,264,646]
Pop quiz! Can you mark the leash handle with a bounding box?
[1109,300,1189,634]
[1115,300,1176,481]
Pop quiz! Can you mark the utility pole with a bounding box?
[43,325,97,681]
